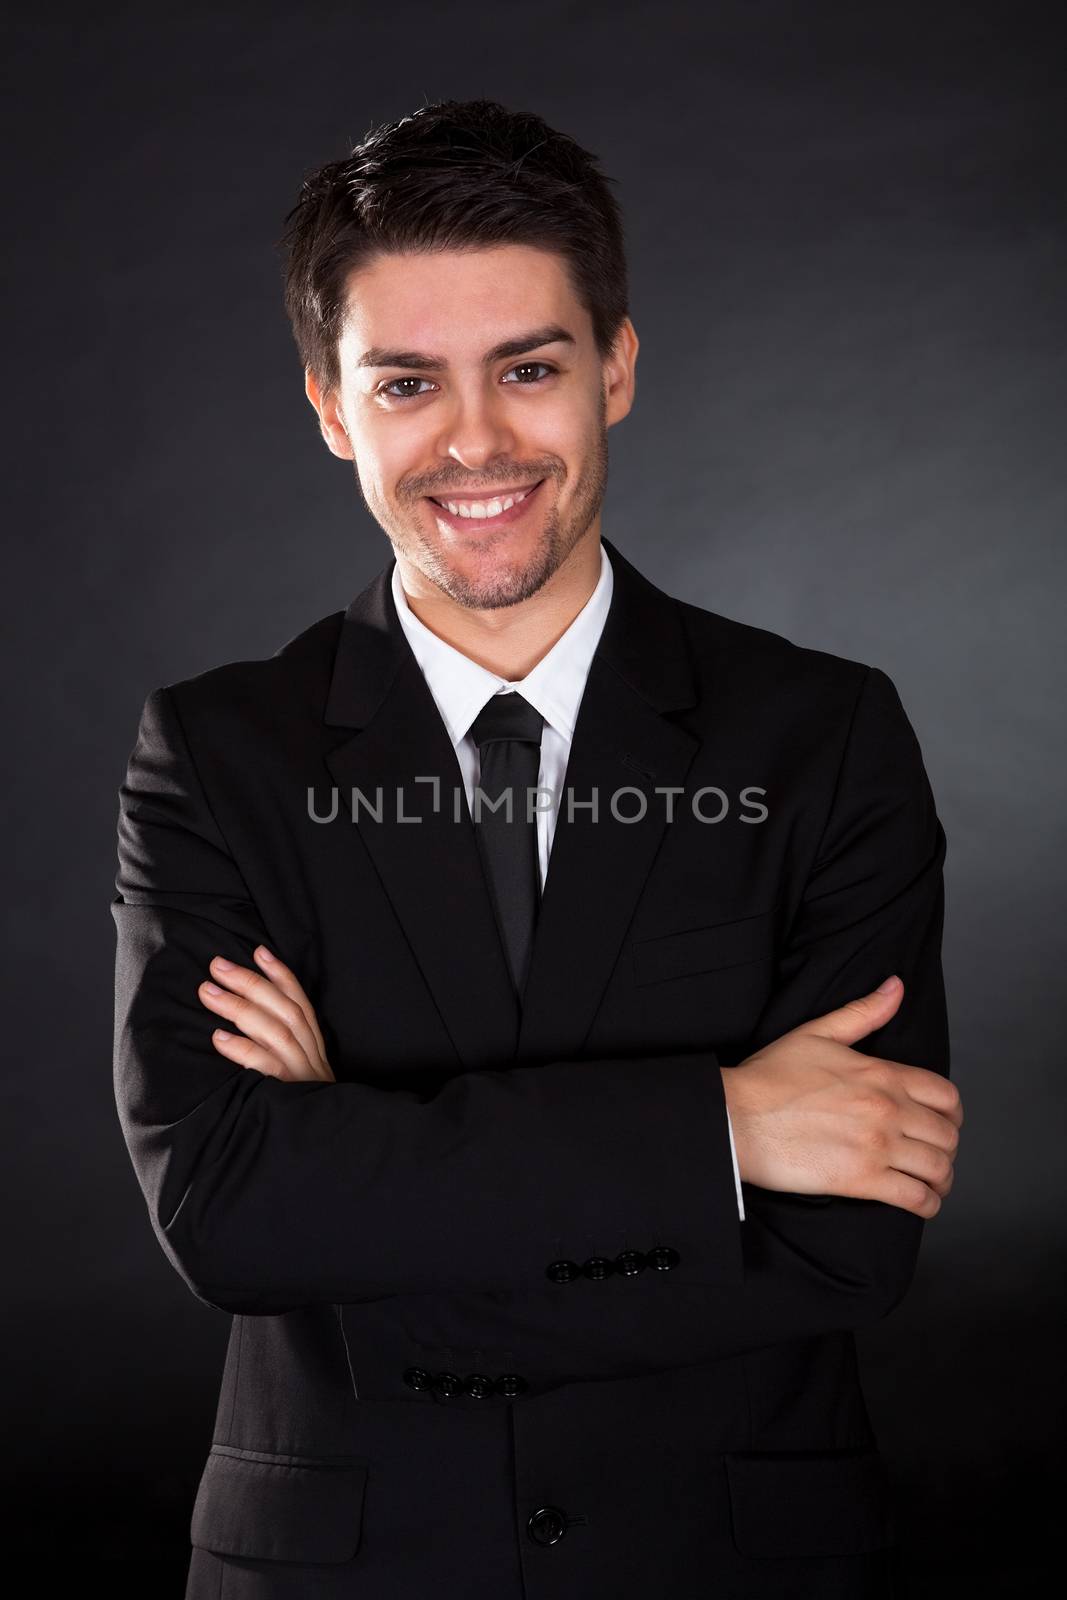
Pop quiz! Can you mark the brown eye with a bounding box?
[379,377,435,401]
[502,362,555,386]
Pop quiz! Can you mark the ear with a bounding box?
[305,365,354,460]
[603,317,639,428]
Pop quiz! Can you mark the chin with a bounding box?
[440,541,555,610]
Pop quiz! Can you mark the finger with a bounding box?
[898,1098,961,1158]
[797,977,905,1048]
[868,1167,943,1218]
[892,1064,963,1127]
[206,959,325,1071]
[199,980,316,1078]
[211,1027,291,1080]
[889,1133,955,1199]
[252,947,329,1060]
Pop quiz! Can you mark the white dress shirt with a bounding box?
[390,541,745,1221]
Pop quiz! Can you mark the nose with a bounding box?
[435,382,518,474]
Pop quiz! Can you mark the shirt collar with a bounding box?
[390,541,614,747]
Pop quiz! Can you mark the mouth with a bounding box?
[423,477,547,530]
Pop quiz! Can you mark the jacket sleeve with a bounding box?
[450,661,952,1382]
[711,660,952,1349]
[112,685,746,1316]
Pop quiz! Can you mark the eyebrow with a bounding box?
[356,324,577,372]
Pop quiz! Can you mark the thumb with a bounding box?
[799,975,904,1047]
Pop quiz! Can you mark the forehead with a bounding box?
[338,244,586,361]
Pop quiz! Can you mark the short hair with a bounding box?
[277,98,630,401]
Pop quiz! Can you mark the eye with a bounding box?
[378,376,436,402]
[501,361,556,386]
[376,361,557,404]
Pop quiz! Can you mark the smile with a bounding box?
[425,478,547,526]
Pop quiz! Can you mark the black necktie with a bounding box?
[469,691,545,1001]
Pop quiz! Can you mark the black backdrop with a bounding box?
[2,2,1063,1593]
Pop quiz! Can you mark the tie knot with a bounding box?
[469,691,544,750]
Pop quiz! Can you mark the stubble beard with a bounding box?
[357,408,610,613]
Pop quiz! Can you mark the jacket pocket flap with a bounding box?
[190,1446,368,1562]
[633,908,776,986]
[724,1447,897,1558]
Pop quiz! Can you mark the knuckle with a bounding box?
[858,1088,896,1120]
[857,1126,895,1164]
[858,1123,891,1155]
[849,1150,881,1187]
[865,1061,896,1091]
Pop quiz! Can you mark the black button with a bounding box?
[464,1373,495,1399]
[582,1256,615,1280]
[546,1258,581,1283]
[527,1505,568,1546]
[614,1249,647,1276]
[495,1372,528,1398]
[432,1370,463,1398]
[402,1366,433,1391]
[646,1245,681,1272]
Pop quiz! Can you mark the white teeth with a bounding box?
[438,487,530,518]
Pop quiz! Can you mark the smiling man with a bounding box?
[317,246,619,672]
[112,99,961,1600]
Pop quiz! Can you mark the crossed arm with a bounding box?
[197,945,960,1220]
[112,664,961,1354]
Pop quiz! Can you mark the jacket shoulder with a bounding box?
[135,608,347,747]
[674,596,879,708]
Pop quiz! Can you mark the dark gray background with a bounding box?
[2,1,1063,1592]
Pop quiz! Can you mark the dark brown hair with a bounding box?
[277,98,629,401]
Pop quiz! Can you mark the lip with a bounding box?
[427,480,544,505]
[424,477,547,530]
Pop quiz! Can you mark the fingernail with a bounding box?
[214,1029,233,1040]
[203,981,223,996]
[877,975,900,994]
[257,946,274,962]
[212,957,234,971]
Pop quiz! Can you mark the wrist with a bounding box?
[720,1064,751,1180]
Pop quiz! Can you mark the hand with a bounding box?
[722,976,962,1217]
[198,946,335,1082]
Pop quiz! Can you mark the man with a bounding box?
[112,99,962,1599]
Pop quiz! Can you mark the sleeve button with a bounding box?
[582,1256,616,1280]
[646,1245,681,1272]
[495,1373,529,1398]
[432,1370,463,1398]
[402,1365,434,1391]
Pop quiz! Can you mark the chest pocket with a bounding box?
[632,908,777,987]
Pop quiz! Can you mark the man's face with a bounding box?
[313,245,636,610]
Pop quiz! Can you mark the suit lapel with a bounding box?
[322,569,521,1069]
[320,536,699,1070]
[516,540,700,1063]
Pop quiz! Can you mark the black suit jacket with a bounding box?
[112,535,949,1599]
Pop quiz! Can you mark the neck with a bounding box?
[394,531,603,681]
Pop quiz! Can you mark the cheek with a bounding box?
[354,431,418,503]
[520,401,589,474]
